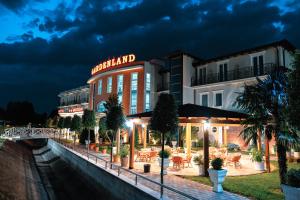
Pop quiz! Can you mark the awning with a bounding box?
[127,103,248,119]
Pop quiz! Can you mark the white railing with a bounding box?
[2,127,59,139]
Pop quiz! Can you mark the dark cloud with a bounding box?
[0,0,299,112]
[0,0,27,10]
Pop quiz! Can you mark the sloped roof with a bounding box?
[127,103,247,119]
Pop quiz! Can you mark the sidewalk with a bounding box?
[55,138,248,200]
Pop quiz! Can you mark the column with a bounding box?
[142,125,147,149]
[186,123,191,157]
[129,124,135,169]
[203,127,209,177]
[224,127,228,145]
[257,129,262,151]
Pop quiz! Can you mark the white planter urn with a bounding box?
[171,141,177,149]
[208,169,227,192]
[196,165,204,176]
[158,158,170,175]
[293,152,300,159]
[281,184,300,200]
[112,147,117,155]
[254,161,265,171]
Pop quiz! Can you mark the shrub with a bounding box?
[193,155,204,165]
[286,169,300,188]
[120,145,129,158]
[159,150,171,158]
[79,128,95,144]
[227,143,241,152]
[251,149,264,162]
[211,158,223,170]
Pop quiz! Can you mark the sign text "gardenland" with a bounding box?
[91,54,136,75]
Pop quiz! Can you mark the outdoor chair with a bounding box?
[226,154,242,168]
[183,155,192,168]
[135,151,150,162]
[172,156,184,169]
[147,151,158,162]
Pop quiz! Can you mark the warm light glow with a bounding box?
[125,120,134,129]
[141,123,146,128]
[91,54,136,75]
[204,120,210,130]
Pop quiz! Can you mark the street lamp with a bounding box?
[203,119,210,177]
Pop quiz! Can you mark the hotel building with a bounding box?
[58,39,296,150]
[58,85,90,118]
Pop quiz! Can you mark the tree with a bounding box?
[288,53,300,130]
[71,115,82,147]
[57,117,64,140]
[64,116,72,139]
[98,117,107,142]
[235,67,299,184]
[82,109,96,153]
[235,83,273,172]
[150,93,178,197]
[104,94,125,165]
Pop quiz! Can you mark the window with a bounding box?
[145,73,151,111]
[198,67,206,84]
[117,75,123,103]
[130,73,138,114]
[200,93,208,107]
[252,55,264,76]
[97,101,106,113]
[98,79,102,95]
[219,63,228,81]
[214,92,223,107]
[107,76,112,93]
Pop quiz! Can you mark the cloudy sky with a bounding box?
[0,0,299,113]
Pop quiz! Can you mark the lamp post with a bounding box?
[126,120,135,169]
[203,120,210,177]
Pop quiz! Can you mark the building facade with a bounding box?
[58,85,90,118]
[57,40,296,150]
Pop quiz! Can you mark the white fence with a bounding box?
[2,127,59,139]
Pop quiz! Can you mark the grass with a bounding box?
[183,161,300,200]
[0,138,5,149]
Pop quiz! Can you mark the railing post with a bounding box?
[118,167,120,176]
[135,175,137,185]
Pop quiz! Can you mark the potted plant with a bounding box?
[293,145,300,159]
[251,149,265,171]
[120,145,129,167]
[193,155,204,176]
[100,146,107,154]
[208,158,227,193]
[95,144,99,152]
[158,150,171,175]
[281,169,300,200]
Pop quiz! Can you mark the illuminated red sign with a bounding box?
[91,54,136,75]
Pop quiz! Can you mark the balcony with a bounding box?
[191,63,276,86]
[60,99,89,106]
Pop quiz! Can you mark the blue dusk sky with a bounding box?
[0,0,299,113]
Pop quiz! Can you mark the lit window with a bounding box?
[145,73,151,111]
[130,73,138,114]
[97,101,106,113]
[117,75,123,103]
[98,79,102,95]
[107,77,112,93]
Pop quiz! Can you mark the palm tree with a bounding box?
[235,67,299,184]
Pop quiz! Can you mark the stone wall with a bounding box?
[47,139,157,200]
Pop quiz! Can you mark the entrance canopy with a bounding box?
[127,103,248,124]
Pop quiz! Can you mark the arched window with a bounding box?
[97,101,106,113]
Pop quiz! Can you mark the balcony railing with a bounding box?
[60,99,89,106]
[191,63,276,86]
